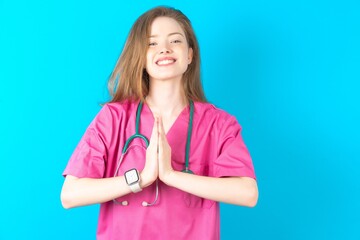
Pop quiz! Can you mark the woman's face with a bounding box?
[146,17,193,82]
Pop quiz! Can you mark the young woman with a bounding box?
[61,6,258,240]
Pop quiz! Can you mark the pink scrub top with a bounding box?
[63,100,256,240]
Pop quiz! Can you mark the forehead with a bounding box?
[149,17,185,36]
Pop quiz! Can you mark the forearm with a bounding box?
[61,173,153,209]
[164,172,258,207]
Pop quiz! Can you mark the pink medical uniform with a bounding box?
[63,100,256,240]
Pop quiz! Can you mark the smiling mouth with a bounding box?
[156,59,176,66]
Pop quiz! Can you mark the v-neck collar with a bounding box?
[143,101,190,137]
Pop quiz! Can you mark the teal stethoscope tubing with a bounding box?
[122,100,194,173]
[113,100,194,206]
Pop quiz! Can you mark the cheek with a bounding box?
[180,50,190,65]
[145,52,153,69]
[180,47,190,61]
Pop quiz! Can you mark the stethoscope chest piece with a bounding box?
[181,168,194,174]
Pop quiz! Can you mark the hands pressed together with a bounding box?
[141,116,175,188]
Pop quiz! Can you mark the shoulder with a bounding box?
[194,102,237,125]
[193,102,242,139]
[193,102,244,145]
[99,100,139,120]
[87,100,139,138]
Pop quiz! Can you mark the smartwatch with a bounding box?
[124,168,142,193]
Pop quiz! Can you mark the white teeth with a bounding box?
[157,59,175,65]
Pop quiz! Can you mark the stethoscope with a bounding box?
[113,100,194,207]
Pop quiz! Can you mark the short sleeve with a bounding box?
[62,105,114,178]
[213,116,256,179]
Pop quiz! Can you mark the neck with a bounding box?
[146,78,187,117]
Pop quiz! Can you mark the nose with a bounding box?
[160,48,171,54]
[159,42,172,54]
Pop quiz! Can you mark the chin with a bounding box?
[150,73,184,81]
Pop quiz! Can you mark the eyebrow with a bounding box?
[149,32,185,38]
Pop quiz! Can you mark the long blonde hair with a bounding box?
[108,6,206,103]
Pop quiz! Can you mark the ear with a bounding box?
[188,47,193,65]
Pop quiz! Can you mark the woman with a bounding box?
[61,6,258,240]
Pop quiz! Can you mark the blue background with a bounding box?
[0,0,359,239]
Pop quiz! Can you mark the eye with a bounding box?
[149,42,157,47]
[171,39,182,44]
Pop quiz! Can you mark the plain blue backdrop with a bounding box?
[0,0,359,239]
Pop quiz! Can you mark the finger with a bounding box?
[156,116,159,154]
[158,117,168,148]
[149,116,159,147]
[158,117,164,140]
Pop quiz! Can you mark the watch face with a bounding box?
[125,169,139,185]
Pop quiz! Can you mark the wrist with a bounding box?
[124,168,142,193]
[140,171,156,188]
[161,169,176,187]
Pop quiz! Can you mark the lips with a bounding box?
[156,57,176,66]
